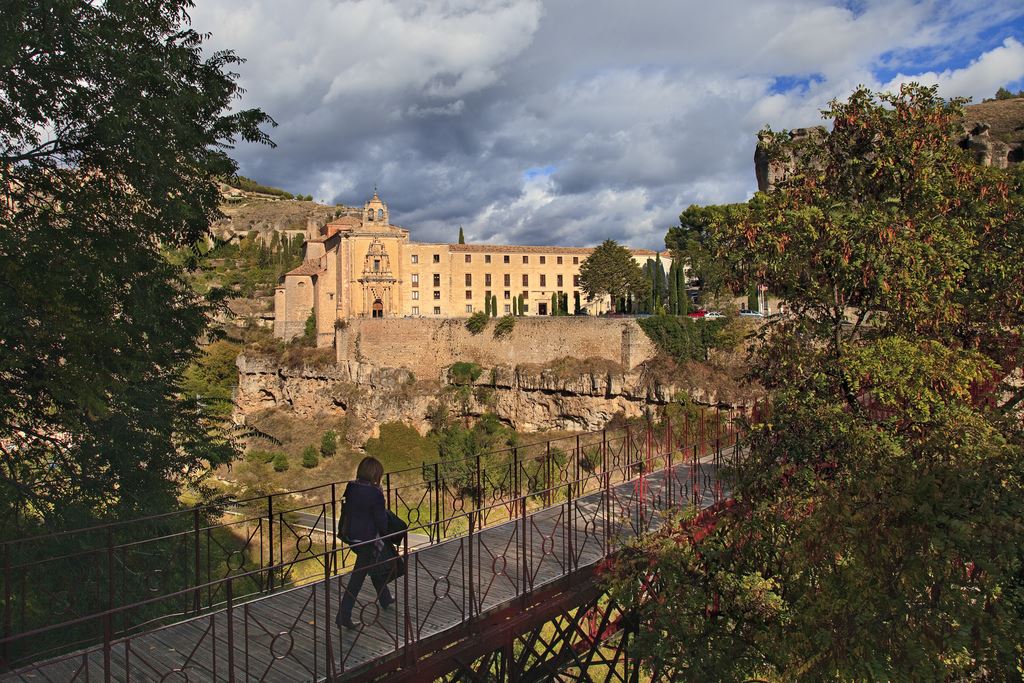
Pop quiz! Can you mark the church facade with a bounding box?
[273,192,672,347]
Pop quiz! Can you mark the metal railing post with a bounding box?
[267,494,274,592]
[402,533,411,657]
[226,578,236,683]
[433,462,442,542]
[102,611,112,683]
[193,507,201,613]
[467,511,475,619]
[521,491,529,600]
[330,483,338,575]
[2,544,10,667]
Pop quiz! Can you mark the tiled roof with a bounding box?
[444,243,668,257]
[284,261,325,276]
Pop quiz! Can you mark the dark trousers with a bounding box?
[337,545,393,624]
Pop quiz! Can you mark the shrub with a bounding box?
[494,315,515,338]
[301,446,319,468]
[449,361,483,385]
[272,452,290,472]
[246,449,278,464]
[302,312,317,346]
[320,430,337,457]
[364,422,439,472]
[465,311,489,335]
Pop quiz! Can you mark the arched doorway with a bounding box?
[372,299,384,318]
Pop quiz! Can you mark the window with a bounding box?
[522,255,529,264]
[378,208,384,221]
[433,291,441,300]
[557,256,563,265]
[411,291,419,300]
[522,274,528,286]
[521,290,528,300]
[465,290,472,299]
[466,304,473,313]
[573,275,580,287]
[485,255,492,264]
[373,259,380,272]
[367,210,374,222]
[502,273,509,287]
[503,255,510,264]
[573,256,579,264]
[504,304,511,314]
[433,254,440,263]
[433,274,441,287]
[465,273,472,286]
[485,274,492,286]
[411,254,419,264]
[539,256,546,264]
[412,306,419,315]
[557,274,563,287]
[411,274,419,287]
[540,275,546,287]
[433,306,441,315]
[522,303,529,313]
[465,254,471,263]
[504,290,511,299]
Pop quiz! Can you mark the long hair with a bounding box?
[356,456,384,485]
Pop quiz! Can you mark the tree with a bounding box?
[458,226,465,244]
[491,294,498,317]
[0,0,273,531]
[301,446,319,469]
[302,312,317,345]
[272,452,290,472]
[578,240,650,313]
[550,292,557,315]
[666,204,746,302]
[667,262,678,314]
[606,85,1024,680]
[483,295,491,317]
[320,431,337,458]
[517,294,525,316]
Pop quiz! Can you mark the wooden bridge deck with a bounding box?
[4,459,723,682]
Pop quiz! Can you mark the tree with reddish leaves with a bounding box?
[605,85,1024,680]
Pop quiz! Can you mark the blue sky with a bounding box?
[192,0,1024,250]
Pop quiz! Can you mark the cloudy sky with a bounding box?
[191,0,1024,249]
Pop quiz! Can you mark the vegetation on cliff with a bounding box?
[605,84,1024,680]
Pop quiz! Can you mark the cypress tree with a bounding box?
[518,294,525,316]
[747,284,759,311]
[458,226,465,244]
[484,295,491,317]
[491,294,498,317]
[668,262,678,314]
[551,292,557,315]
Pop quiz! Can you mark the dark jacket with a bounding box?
[343,479,388,544]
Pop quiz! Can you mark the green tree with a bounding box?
[606,85,1024,681]
[301,446,319,469]
[320,430,337,458]
[578,240,650,313]
[517,294,525,316]
[550,292,557,315]
[667,262,678,314]
[458,226,465,244]
[491,294,498,317]
[302,311,317,345]
[483,294,491,317]
[0,0,272,530]
[180,341,241,418]
[666,204,746,303]
[272,452,290,472]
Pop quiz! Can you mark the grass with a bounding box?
[364,422,439,475]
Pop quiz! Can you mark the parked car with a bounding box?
[704,311,724,320]
[686,309,707,319]
[739,309,764,318]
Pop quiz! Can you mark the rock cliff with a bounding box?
[234,353,753,444]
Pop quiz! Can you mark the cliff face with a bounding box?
[234,354,753,444]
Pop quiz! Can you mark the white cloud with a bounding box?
[189,0,1024,249]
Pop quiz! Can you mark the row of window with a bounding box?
[410,289,569,302]
[409,304,524,316]
[410,273,579,288]
[409,254,582,266]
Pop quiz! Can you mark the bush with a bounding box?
[302,312,317,346]
[320,430,337,457]
[431,413,518,498]
[364,422,439,472]
[465,311,489,335]
[494,315,515,338]
[272,452,290,472]
[246,449,279,465]
[449,361,483,385]
[301,446,319,469]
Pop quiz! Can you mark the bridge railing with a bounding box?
[0,407,750,672]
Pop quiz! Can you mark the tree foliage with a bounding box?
[578,240,649,310]
[0,0,274,531]
[320,430,337,458]
[605,85,1024,680]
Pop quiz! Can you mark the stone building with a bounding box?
[273,192,672,346]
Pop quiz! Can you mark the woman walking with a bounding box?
[335,456,404,629]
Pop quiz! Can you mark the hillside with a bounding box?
[213,181,357,241]
[964,97,1024,145]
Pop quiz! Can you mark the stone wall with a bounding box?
[335,317,658,381]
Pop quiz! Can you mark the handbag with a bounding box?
[336,498,354,544]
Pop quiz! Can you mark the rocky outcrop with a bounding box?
[959,122,1016,168]
[235,354,755,444]
[754,126,826,192]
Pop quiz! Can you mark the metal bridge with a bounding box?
[0,411,743,682]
